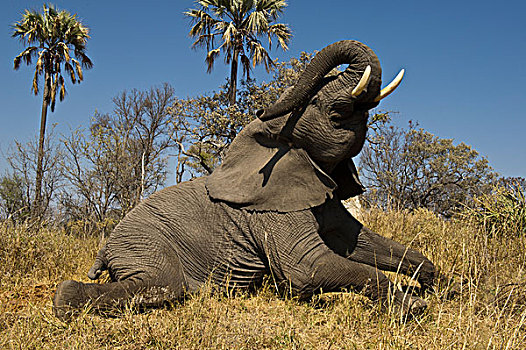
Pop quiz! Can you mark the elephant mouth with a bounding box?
[331,112,368,130]
[354,100,380,112]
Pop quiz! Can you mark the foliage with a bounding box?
[170,52,314,180]
[0,174,30,222]
[60,84,176,234]
[170,84,251,179]
[359,117,498,217]
[459,177,526,237]
[12,4,92,111]
[185,0,291,104]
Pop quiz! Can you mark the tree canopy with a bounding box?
[185,0,291,105]
[359,118,498,217]
[12,4,92,111]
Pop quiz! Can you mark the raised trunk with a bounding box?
[33,71,50,219]
[259,40,381,121]
[228,49,239,106]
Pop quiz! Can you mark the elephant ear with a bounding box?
[206,119,338,212]
[330,158,365,200]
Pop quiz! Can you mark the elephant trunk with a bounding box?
[258,40,382,121]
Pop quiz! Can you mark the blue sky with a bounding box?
[1,0,525,183]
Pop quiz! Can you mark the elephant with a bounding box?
[53,40,452,321]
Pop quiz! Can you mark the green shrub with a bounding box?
[459,181,526,237]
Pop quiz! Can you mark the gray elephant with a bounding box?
[54,40,448,320]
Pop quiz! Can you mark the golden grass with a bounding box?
[1,208,526,349]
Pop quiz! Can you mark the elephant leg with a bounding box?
[261,211,427,317]
[347,227,436,291]
[87,244,108,280]
[53,271,186,321]
[54,242,187,320]
[308,250,427,316]
[54,276,145,319]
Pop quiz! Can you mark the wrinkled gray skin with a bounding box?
[54,40,449,320]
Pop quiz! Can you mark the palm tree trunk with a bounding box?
[228,49,239,106]
[33,71,50,219]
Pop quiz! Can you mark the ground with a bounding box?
[1,208,525,349]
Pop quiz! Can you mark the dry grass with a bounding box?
[1,208,526,349]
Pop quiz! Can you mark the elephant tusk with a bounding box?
[350,65,371,97]
[374,69,405,102]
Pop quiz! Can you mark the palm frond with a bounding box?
[64,61,76,84]
[241,0,255,14]
[50,74,57,111]
[220,0,237,19]
[72,58,83,81]
[58,42,71,63]
[35,51,44,74]
[74,50,93,69]
[240,53,251,79]
[32,68,39,95]
[214,20,230,32]
[13,55,22,70]
[59,75,66,101]
[221,22,238,47]
[268,23,291,50]
[248,40,273,71]
[13,46,39,69]
[198,0,218,9]
[245,10,269,34]
[256,0,287,13]
[192,34,215,50]
[206,48,221,73]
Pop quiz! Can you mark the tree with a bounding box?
[60,84,177,233]
[12,4,92,217]
[0,174,30,222]
[458,177,526,237]
[185,0,291,105]
[4,130,63,221]
[359,118,498,217]
[170,81,256,179]
[170,51,314,181]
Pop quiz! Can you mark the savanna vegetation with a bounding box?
[1,196,526,349]
[3,1,526,349]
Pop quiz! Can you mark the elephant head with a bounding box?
[206,40,404,212]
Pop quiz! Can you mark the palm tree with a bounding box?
[185,0,291,105]
[12,4,92,217]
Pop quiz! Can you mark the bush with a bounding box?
[359,118,498,217]
[459,179,526,237]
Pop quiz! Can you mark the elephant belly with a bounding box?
[113,177,267,293]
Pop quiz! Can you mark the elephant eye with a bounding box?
[328,103,354,120]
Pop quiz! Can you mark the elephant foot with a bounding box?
[389,291,428,320]
[53,280,88,321]
[404,295,428,317]
[418,273,460,300]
